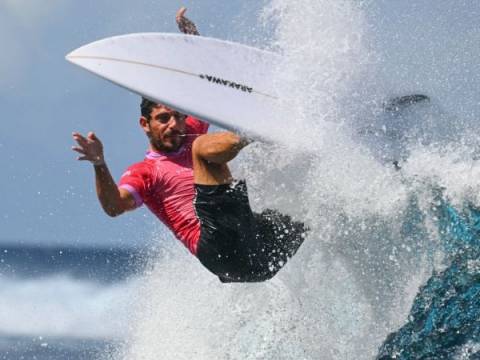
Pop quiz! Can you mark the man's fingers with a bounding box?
[87,132,98,141]
[72,132,86,140]
[176,7,187,22]
[73,132,87,143]
[73,132,97,142]
[72,146,86,155]
[73,136,89,147]
[73,136,87,145]
[72,132,102,164]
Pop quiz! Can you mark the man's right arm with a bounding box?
[93,163,137,217]
[72,132,136,217]
[176,7,200,35]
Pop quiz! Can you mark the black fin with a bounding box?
[384,94,430,112]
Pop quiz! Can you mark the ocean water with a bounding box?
[0,245,148,359]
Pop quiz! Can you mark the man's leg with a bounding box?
[251,209,308,281]
[192,132,307,282]
[193,132,258,282]
[192,132,248,185]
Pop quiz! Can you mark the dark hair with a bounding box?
[140,97,158,119]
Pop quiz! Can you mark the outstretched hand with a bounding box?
[72,132,105,166]
[176,7,200,35]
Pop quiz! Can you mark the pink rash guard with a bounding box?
[118,116,209,255]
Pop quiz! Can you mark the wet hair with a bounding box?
[140,97,158,119]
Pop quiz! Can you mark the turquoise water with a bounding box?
[378,196,480,359]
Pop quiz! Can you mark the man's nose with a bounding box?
[168,115,181,130]
[167,116,181,129]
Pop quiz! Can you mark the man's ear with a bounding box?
[140,116,150,133]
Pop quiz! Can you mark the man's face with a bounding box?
[140,105,187,152]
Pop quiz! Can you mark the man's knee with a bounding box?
[191,134,209,157]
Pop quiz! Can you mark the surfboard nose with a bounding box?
[65,36,110,63]
[65,51,87,67]
[65,50,75,62]
[65,45,90,64]
[65,33,148,63]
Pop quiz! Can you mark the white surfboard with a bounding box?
[66,33,282,141]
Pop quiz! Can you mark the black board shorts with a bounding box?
[194,180,307,283]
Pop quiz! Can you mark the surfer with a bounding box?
[72,8,307,283]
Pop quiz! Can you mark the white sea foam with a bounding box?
[116,1,480,359]
[0,274,140,339]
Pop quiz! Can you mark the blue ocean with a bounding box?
[0,246,148,360]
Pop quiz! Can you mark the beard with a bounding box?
[150,133,185,152]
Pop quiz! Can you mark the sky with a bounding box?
[0,0,266,248]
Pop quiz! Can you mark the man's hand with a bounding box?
[72,131,136,216]
[72,132,105,166]
[176,7,200,35]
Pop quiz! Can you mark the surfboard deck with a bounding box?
[66,33,282,141]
